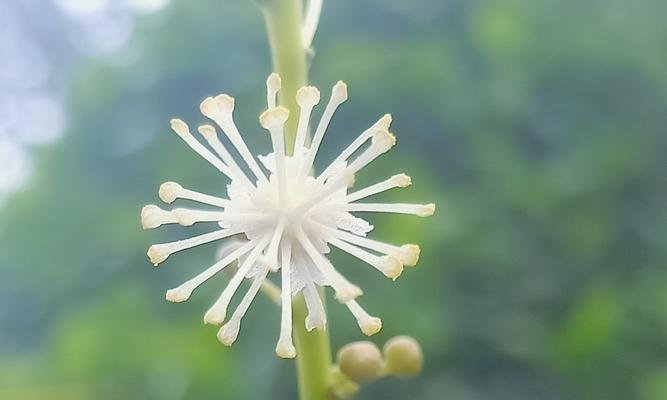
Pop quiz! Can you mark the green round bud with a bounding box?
[336,341,383,384]
[382,335,423,377]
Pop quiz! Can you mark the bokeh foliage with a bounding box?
[1,0,666,399]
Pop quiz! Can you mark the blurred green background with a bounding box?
[1,0,666,399]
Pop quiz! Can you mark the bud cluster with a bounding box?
[335,335,423,388]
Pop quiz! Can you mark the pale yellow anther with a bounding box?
[372,130,396,152]
[296,86,321,107]
[170,118,190,137]
[416,203,436,217]
[200,95,235,120]
[266,73,281,92]
[358,316,382,336]
[204,307,227,326]
[217,320,240,346]
[259,106,290,129]
[266,73,281,109]
[141,204,174,230]
[165,286,191,303]
[377,255,403,280]
[391,173,412,188]
[197,124,217,140]
[347,301,383,336]
[147,244,170,266]
[199,97,218,118]
[276,339,297,359]
[376,113,393,130]
[158,182,182,204]
[395,244,420,267]
[331,80,348,104]
[214,94,235,113]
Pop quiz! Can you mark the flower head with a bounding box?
[141,74,434,358]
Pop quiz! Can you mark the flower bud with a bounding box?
[382,335,423,377]
[336,341,383,384]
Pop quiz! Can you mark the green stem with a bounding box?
[261,2,333,400]
[292,294,333,400]
[262,0,307,153]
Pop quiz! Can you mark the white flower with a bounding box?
[141,74,435,358]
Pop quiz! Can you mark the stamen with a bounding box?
[159,181,229,208]
[147,228,241,266]
[165,240,256,303]
[346,130,396,173]
[299,81,348,177]
[259,107,289,204]
[316,114,392,182]
[200,94,234,120]
[303,282,326,331]
[346,300,382,336]
[170,119,234,179]
[323,225,421,267]
[141,204,178,229]
[327,236,403,279]
[203,235,271,325]
[266,73,281,109]
[294,86,321,153]
[296,229,362,303]
[199,96,268,183]
[347,203,436,217]
[197,125,256,190]
[346,174,411,203]
[171,208,227,226]
[217,264,270,346]
[276,241,296,358]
